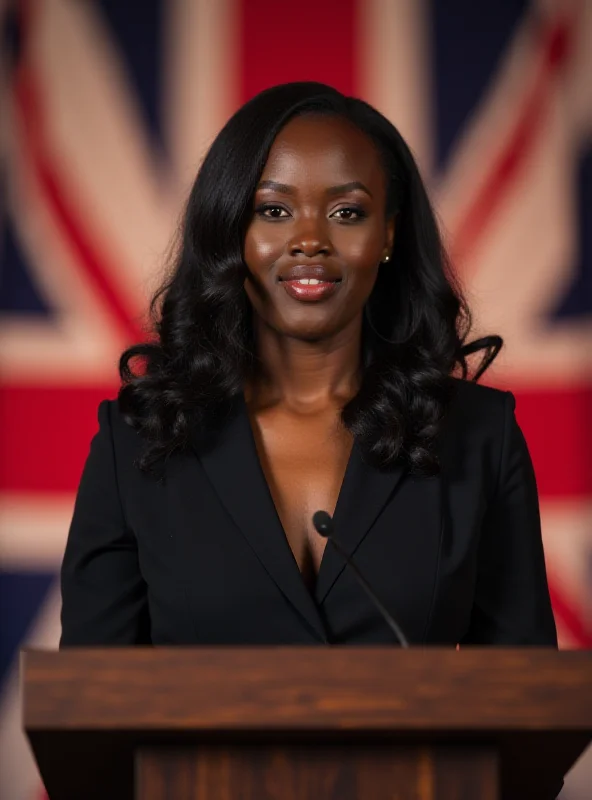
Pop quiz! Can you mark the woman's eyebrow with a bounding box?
[257,180,373,197]
[257,180,294,194]
[326,181,373,198]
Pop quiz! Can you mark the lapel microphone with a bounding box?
[312,510,410,648]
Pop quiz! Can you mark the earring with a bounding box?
[381,255,390,263]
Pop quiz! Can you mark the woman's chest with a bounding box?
[249,410,354,584]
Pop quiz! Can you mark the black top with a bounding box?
[60,377,558,648]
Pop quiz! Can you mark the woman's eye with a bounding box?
[255,204,366,221]
[332,207,366,221]
[256,205,290,219]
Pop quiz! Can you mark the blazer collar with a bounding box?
[193,394,408,643]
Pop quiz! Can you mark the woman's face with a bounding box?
[243,114,395,342]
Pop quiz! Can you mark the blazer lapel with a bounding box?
[193,395,329,643]
[315,443,408,604]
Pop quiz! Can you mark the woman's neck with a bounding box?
[246,315,363,413]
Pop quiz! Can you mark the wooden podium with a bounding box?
[22,647,592,800]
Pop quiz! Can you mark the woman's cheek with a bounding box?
[244,230,284,271]
[334,225,383,266]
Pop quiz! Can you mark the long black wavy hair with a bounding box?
[119,82,502,478]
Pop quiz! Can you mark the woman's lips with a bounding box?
[280,278,341,302]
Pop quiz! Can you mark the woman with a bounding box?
[60,82,557,649]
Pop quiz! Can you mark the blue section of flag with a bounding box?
[552,146,592,319]
[0,213,52,314]
[0,571,56,684]
[1,1,23,73]
[430,0,529,171]
[96,0,166,155]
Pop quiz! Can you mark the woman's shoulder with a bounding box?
[437,379,520,480]
[94,397,145,454]
[449,375,513,410]
[445,376,515,438]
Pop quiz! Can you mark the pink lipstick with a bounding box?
[281,278,340,302]
[278,264,342,302]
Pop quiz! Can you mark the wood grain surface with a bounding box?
[135,744,499,800]
[22,647,592,731]
[21,648,590,799]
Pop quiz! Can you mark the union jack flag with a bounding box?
[1,1,590,797]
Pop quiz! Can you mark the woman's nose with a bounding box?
[288,221,332,258]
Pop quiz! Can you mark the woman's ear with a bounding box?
[385,212,397,255]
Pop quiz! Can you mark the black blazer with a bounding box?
[60,378,557,648]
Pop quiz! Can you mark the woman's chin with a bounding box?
[273,313,357,344]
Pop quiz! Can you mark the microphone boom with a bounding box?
[312,510,409,647]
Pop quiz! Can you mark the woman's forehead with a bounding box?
[260,115,384,187]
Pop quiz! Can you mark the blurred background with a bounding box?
[0,0,590,797]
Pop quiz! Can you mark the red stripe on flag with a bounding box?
[513,385,592,499]
[452,14,574,269]
[238,0,358,103]
[0,385,117,493]
[2,383,589,497]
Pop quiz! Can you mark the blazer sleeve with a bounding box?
[60,400,150,646]
[461,392,558,646]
